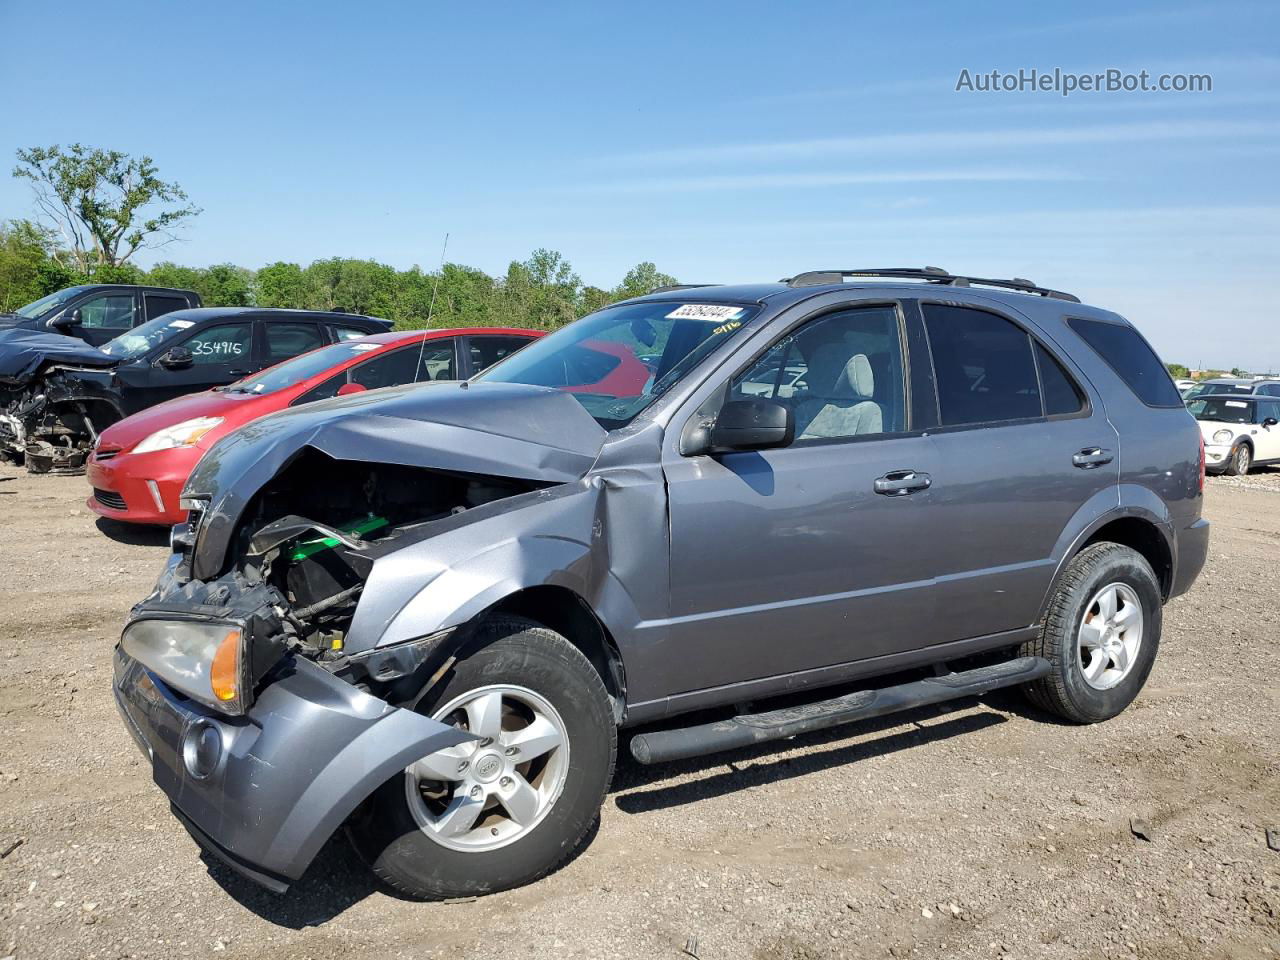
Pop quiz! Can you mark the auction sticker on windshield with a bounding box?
[666,304,746,321]
[168,319,195,329]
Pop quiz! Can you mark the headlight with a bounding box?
[133,417,223,454]
[1212,429,1234,444]
[120,619,247,714]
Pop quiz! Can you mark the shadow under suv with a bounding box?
[112,267,1209,900]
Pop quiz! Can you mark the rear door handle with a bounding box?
[1072,447,1114,468]
[228,368,251,377]
[874,470,932,496]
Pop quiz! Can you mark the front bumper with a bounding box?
[87,448,196,525]
[1203,443,1232,473]
[113,646,471,891]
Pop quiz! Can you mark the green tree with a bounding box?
[254,261,307,308]
[0,220,58,311]
[1166,362,1190,379]
[13,144,200,273]
[199,263,253,306]
[613,261,677,301]
[303,258,399,317]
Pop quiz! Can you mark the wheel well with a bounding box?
[1082,518,1173,599]
[489,586,627,722]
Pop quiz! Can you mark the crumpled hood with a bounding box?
[0,329,118,384]
[186,379,608,579]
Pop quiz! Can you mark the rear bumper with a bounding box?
[1169,516,1210,600]
[113,646,471,891]
[87,449,195,525]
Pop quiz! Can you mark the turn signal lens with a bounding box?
[210,629,242,702]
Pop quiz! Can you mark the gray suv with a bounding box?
[113,267,1209,899]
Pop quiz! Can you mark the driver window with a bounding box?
[181,324,253,366]
[729,306,906,441]
[78,294,137,330]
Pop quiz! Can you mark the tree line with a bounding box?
[0,144,676,330]
[0,220,676,331]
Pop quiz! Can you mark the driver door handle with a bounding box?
[874,470,932,496]
[1072,447,1114,469]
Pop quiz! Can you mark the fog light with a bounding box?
[182,721,223,779]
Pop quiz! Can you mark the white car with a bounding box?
[1189,394,1280,475]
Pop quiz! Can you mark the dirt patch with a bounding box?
[0,462,1277,960]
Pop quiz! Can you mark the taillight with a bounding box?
[1198,434,1206,492]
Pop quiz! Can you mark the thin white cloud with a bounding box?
[567,168,1082,195]
[609,120,1278,166]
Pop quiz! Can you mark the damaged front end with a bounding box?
[0,367,121,475]
[116,380,610,889]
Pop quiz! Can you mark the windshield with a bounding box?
[477,301,759,428]
[1188,397,1256,423]
[13,287,84,319]
[1183,382,1249,401]
[99,313,198,359]
[222,340,382,394]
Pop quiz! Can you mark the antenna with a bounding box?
[415,233,450,382]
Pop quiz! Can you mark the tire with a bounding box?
[1225,442,1252,476]
[1020,543,1161,724]
[348,616,616,899]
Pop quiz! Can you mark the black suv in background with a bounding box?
[0,307,392,473]
[0,284,201,346]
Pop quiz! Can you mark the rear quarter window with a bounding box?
[1066,317,1182,408]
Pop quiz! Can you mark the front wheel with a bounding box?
[1225,442,1252,476]
[348,617,616,899]
[1020,543,1162,724]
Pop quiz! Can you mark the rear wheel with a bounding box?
[1020,543,1161,724]
[1225,442,1252,476]
[348,617,616,899]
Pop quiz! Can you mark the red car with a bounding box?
[87,328,540,526]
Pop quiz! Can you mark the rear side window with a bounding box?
[1256,382,1280,397]
[333,326,370,341]
[1067,317,1182,407]
[469,335,532,374]
[145,294,188,321]
[1036,343,1086,416]
[265,322,327,364]
[923,305,1041,426]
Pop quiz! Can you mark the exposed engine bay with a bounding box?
[0,368,120,475]
[160,450,546,698]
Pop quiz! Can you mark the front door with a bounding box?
[73,291,140,346]
[918,303,1120,641]
[661,303,938,698]
[120,321,257,413]
[1254,399,1280,462]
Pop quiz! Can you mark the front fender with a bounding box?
[345,479,610,652]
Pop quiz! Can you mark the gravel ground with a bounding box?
[0,464,1277,960]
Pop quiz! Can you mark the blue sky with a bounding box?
[1,0,1277,369]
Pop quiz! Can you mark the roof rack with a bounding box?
[648,283,719,294]
[781,266,1080,303]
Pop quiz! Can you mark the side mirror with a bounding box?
[158,346,194,370]
[1264,417,1278,428]
[336,382,368,397]
[53,307,82,329]
[710,398,794,452]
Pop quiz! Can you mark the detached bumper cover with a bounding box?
[114,647,471,891]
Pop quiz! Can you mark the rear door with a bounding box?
[918,302,1118,643]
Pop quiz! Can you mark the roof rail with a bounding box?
[781,267,1080,303]
[648,283,719,294]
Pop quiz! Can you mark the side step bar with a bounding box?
[629,656,1050,765]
